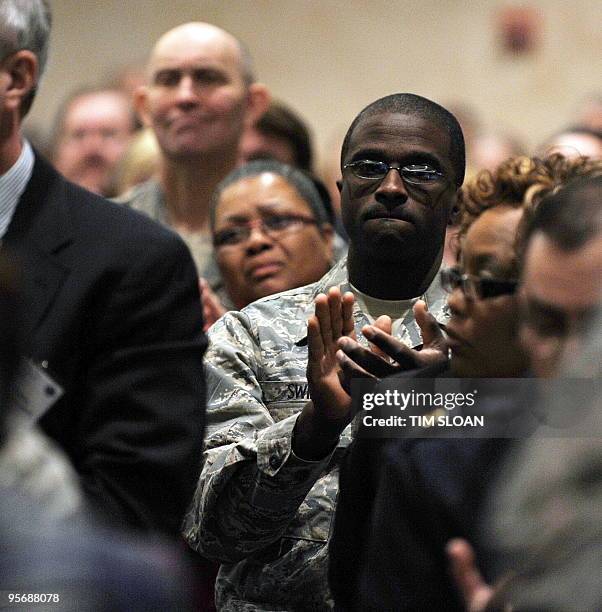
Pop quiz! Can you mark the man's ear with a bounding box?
[244,83,271,127]
[133,85,152,128]
[3,50,37,112]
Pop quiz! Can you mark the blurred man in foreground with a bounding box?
[0,0,206,538]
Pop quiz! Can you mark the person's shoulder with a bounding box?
[209,281,319,348]
[239,281,318,337]
[113,179,160,210]
[243,279,320,317]
[47,172,183,252]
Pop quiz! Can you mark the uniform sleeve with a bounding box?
[183,311,333,563]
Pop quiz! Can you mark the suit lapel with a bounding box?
[4,154,73,335]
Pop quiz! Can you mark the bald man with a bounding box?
[119,22,270,283]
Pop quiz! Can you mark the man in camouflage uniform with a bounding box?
[183,93,466,610]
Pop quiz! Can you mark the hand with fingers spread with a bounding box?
[293,287,355,460]
[337,300,449,389]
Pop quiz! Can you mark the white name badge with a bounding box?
[12,360,64,422]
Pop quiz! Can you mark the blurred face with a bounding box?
[138,24,250,160]
[544,133,602,159]
[339,112,457,265]
[213,173,333,308]
[446,206,527,377]
[520,232,602,377]
[237,125,297,167]
[53,92,133,195]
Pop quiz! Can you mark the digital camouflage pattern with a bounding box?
[183,257,450,611]
[116,179,222,288]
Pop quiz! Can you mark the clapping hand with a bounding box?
[336,300,448,392]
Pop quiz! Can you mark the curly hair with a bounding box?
[456,154,602,254]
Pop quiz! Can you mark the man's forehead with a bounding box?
[523,232,602,308]
[70,91,128,114]
[345,112,451,159]
[149,23,242,74]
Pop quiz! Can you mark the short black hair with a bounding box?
[523,175,602,252]
[254,101,313,172]
[340,93,466,187]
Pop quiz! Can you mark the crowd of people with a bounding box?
[1,2,600,611]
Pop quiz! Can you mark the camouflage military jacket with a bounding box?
[116,179,222,289]
[183,257,449,612]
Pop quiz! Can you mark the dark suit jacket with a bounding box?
[4,154,207,537]
[330,362,512,611]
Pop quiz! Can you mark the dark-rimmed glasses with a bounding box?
[343,160,446,185]
[440,267,519,300]
[213,214,318,248]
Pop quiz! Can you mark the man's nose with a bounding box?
[375,168,408,207]
[175,75,198,106]
[80,131,105,155]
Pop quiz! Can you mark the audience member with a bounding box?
[201,159,334,326]
[329,154,602,611]
[183,93,465,610]
[238,100,313,171]
[0,253,198,612]
[448,175,602,612]
[0,0,206,538]
[52,87,136,196]
[119,22,270,285]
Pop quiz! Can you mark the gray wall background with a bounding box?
[27,0,601,165]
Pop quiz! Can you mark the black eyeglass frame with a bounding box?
[440,267,519,300]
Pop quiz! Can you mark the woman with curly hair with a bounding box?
[445,153,601,377]
[455,153,602,261]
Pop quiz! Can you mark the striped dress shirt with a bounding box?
[0,140,34,239]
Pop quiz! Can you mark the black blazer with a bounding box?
[330,363,510,611]
[4,154,207,537]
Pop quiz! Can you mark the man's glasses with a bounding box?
[343,160,446,185]
[440,267,519,300]
[213,214,318,248]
